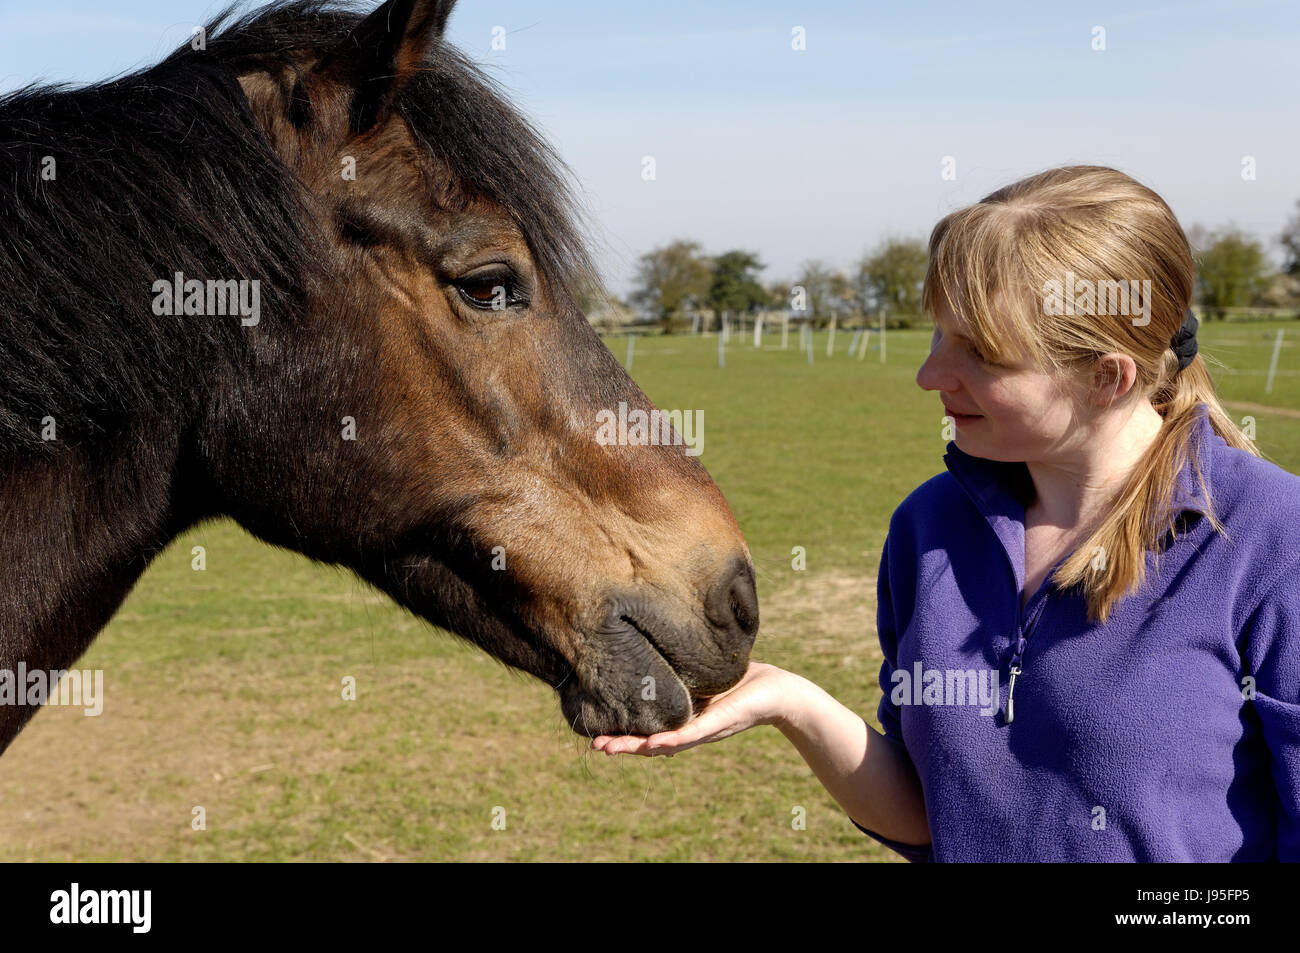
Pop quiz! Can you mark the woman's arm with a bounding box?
[775,670,931,847]
[592,661,931,849]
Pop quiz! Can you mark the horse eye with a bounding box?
[454,269,526,311]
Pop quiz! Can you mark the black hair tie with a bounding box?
[1170,309,1198,371]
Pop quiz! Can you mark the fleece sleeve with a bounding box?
[849,536,934,863]
[1241,559,1300,861]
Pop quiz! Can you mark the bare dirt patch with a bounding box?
[1222,399,1300,420]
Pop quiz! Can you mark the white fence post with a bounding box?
[1266,328,1284,394]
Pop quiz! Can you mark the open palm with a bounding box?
[591,661,792,756]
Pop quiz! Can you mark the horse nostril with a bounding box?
[705,557,759,644]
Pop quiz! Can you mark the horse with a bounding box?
[0,0,758,755]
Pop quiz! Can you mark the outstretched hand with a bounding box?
[590,661,794,757]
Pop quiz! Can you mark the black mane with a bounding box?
[0,0,595,456]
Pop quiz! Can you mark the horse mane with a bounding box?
[0,0,596,456]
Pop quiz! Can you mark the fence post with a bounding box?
[1266,328,1284,394]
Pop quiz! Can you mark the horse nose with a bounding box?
[704,556,759,650]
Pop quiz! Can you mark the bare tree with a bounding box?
[794,260,837,327]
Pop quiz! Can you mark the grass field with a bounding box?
[1,322,1297,861]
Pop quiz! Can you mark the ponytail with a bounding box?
[1052,352,1260,625]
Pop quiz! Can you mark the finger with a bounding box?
[598,735,654,756]
[593,734,655,753]
[598,728,700,757]
[591,700,746,756]
[639,702,742,751]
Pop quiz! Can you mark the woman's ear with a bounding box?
[335,0,457,135]
[1090,353,1138,406]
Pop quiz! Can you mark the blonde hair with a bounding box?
[921,165,1261,625]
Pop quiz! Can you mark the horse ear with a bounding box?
[341,0,456,134]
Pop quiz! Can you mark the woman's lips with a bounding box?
[944,405,984,424]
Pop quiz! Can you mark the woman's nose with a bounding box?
[916,336,955,392]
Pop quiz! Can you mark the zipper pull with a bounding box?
[1006,665,1021,723]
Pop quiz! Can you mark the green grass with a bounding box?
[1,321,1296,861]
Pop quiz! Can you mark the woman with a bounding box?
[592,165,1300,862]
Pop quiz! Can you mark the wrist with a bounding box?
[767,670,821,734]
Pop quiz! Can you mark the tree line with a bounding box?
[588,201,1300,334]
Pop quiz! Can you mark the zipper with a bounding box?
[939,456,1070,726]
[1003,557,1066,724]
[1004,597,1047,723]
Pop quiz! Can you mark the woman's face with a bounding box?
[916,300,1080,463]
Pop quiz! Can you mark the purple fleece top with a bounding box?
[854,403,1300,861]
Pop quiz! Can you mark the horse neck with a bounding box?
[0,425,191,750]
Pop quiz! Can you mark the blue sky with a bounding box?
[2,0,1297,295]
